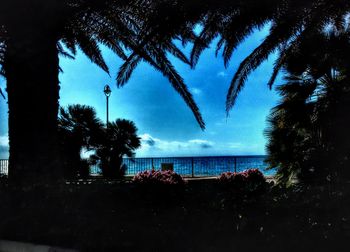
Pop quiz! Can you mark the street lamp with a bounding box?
[103,85,111,127]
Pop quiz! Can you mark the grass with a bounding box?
[0,179,349,252]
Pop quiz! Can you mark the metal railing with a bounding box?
[0,156,269,178]
[0,159,8,175]
[120,156,267,177]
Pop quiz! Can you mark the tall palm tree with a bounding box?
[265,26,350,184]
[90,119,141,178]
[190,0,350,114]
[0,0,205,184]
[265,76,318,185]
[266,69,350,184]
[58,104,104,178]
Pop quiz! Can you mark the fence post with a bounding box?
[191,157,194,178]
[234,157,237,173]
[151,158,154,170]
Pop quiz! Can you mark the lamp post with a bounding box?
[103,85,111,128]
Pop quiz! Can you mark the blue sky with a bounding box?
[0,26,280,158]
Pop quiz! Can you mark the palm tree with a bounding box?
[90,119,141,178]
[190,0,350,114]
[0,0,206,184]
[58,104,104,178]
[265,76,318,185]
[266,70,350,185]
[265,26,350,184]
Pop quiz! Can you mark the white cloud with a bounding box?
[0,135,9,159]
[190,87,202,95]
[188,139,214,148]
[188,139,211,144]
[0,135,8,146]
[138,134,215,156]
[227,142,242,148]
[217,71,227,77]
[137,134,264,157]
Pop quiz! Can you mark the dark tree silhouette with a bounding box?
[265,76,319,185]
[58,104,103,178]
[90,119,141,178]
[265,27,350,185]
[0,0,206,184]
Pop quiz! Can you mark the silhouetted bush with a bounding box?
[90,119,141,179]
[133,170,185,186]
[132,170,186,202]
[78,159,91,178]
[219,171,247,191]
[219,169,267,194]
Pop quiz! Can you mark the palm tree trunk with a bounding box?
[4,31,62,185]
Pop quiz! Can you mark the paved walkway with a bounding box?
[0,240,78,252]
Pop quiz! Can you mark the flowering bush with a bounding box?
[132,170,185,186]
[218,168,266,193]
[219,172,247,190]
[132,170,186,203]
[244,168,265,183]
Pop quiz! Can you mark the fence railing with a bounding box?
[0,159,8,175]
[0,156,269,178]
[91,155,268,177]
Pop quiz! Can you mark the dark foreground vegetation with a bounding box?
[0,1,350,250]
[0,179,349,252]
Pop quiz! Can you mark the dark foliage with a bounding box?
[58,105,103,178]
[1,181,348,251]
[265,26,350,185]
[219,169,267,194]
[90,119,141,178]
[132,170,186,202]
[133,170,185,186]
[58,105,141,179]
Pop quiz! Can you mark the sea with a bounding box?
[1,156,276,177]
[118,155,276,177]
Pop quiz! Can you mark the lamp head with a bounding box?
[104,85,111,97]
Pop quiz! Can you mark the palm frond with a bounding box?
[226,20,300,114]
[220,10,271,68]
[116,54,141,86]
[74,29,109,74]
[267,43,289,89]
[57,42,75,59]
[0,88,5,99]
[164,41,191,65]
[190,13,220,68]
[144,48,205,129]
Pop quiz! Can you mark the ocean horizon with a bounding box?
[1,155,276,177]
[94,155,275,176]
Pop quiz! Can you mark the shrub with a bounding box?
[132,170,186,203]
[219,172,247,190]
[218,168,266,193]
[132,170,185,186]
[243,168,266,192]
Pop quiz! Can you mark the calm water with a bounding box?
[1,156,276,177]
[118,155,276,177]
